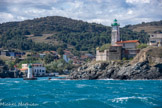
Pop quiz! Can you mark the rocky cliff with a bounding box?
[68,47,162,80]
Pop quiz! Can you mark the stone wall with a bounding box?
[96,50,109,61]
[96,46,122,61]
[108,46,122,60]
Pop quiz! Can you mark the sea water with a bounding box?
[0,78,162,108]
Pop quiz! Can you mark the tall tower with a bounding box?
[111,19,120,45]
[27,64,33,78]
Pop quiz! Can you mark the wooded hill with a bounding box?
[0,16,158,55]
[124,20,162,33]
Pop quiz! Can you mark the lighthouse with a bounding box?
[111,19,120,45]
[27,64,33,78]
[23,64,37,80]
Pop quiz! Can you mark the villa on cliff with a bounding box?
[96,19,140,61]
[148,33,162,47]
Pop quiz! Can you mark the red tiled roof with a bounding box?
[20,68,28,71]
[116,40,139,44]
[43,51,50,54]
[111,45,122,46]
[50,51,57,54]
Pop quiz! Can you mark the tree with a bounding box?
[44,54,55,64]
[57,48,64,55]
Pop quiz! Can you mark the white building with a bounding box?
[20,63,46,76]
[149,33,162,46]
[63,54,71,63]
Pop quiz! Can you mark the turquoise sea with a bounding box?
[0,78,162,108]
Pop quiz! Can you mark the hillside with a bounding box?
[0,16,150,54]
[124,20,162,33]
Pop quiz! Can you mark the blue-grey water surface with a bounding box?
[0,77,162,108]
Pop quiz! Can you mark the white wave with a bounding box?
[13,81,20,83]
[111,96,148,103]
[75,98,88,101]
[76,84,88,88]
[0,83,6,85]
[50,79,70,80]
[98,78,114,80]
[43,101,49,104]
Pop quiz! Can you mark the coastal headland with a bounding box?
[68,47,162,80]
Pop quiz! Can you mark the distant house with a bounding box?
[0,50,10,56]
[81,54,95,60]
[63,50,74,63]
[42,51,59,58]
[71,56,82,65]
[63,54,71,63]
[39,54,46,58]
[148,33,162,46]
[116,40,140,58]
[0,50,25,58]
[20,63,46,77]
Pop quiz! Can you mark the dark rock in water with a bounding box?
[68,61,162,80]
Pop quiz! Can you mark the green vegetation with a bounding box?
[44,54,57,64]
[99,44,111,52]
[0,16,151,55]
[45,59,74,74]
[137,44,148,49]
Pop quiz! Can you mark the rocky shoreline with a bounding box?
[68,47,162,80]
[68,61,162,80]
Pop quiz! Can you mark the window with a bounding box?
[151,41,156,43]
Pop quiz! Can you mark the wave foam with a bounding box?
[76,84,88,88]
[111,96,148,103]
[14,81,20,83]
[0,83,6,85]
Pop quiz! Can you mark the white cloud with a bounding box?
[0,12,14,23]
[0,0,161,26]
[127,10,133,15]
[126,0,150,4]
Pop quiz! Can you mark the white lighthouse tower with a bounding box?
[27,64,33,78]
[111,19,120,45]
[24,64,37,80]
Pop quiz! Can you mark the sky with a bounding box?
[0,0,162,26]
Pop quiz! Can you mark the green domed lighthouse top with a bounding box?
[111,19,120,26]
[28,64,32,68]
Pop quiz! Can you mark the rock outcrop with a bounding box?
[68,47,162,80]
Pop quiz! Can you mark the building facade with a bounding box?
[148,33,162,47]
[20,63,46,77]
[96,19,140,61]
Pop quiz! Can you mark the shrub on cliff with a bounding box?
[137,44,148,49]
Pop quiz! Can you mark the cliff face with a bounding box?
[130,47,162,65]
[68,47,162,80]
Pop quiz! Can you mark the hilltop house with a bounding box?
[96,19,140,61]
[63,50,73,63]
[0,50,25,58]
[20,63,46,77]
[148,33,162,47]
